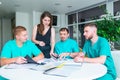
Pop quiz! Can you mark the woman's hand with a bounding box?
[39,41,45,46]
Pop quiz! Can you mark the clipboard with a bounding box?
[24,55,45,65]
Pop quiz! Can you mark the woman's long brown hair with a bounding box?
[37,11,53,35]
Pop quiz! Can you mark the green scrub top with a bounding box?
[1,40,42,58]
[54,38,80,58]
[83,36,116,80]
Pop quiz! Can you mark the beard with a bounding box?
[86,34,93,40]
[61,37,67,41]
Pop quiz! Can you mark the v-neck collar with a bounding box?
[90,36,99,47]
[42,27,50,36]
[14,39,24,48]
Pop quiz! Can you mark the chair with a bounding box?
[111,51,120,80]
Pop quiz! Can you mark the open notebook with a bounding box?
[43,59,82,77]
[43,64,81,77]
[5,58,82,77]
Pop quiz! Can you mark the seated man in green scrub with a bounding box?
[0,26,44,80]
[53,27,80,59]
[1,26,44,66]
[74,23,116,80]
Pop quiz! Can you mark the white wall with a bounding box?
[33,11,42,27]
[29,12,34,39]
[16,12,32,39]
[2,19,12,44]
[54,14,67,42]
[0,18,12,51]
[60,14,67,27]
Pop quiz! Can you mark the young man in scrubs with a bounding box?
[0,26,44,80]
[53,27,80,59]
[74,23,116,80]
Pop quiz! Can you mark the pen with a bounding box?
[43,73,67,77]
[43,67,56,73]
[43,62,65,73]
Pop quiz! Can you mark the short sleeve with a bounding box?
[29,41,42,56]
[54,43,60,55]
[72,41,80,52]
[99,38,110,56]
[82,41,88,54]
[1,41,12,58]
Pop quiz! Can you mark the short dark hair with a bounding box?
[59,27,69,33]
[13,26,26,37]
[84,23,97,28]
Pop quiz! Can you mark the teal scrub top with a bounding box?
[1,40,42,58]
[54,38,80,58]
[83,36,116,79]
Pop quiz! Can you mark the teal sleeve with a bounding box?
[1,41,12,58]
[99,39,110,56]
[54,44,60,55]
[30,41,42,56]
[82,41,87,54]
[0,76,7,80]
[72,41,80,52]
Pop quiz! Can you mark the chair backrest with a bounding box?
[111,51,120,78]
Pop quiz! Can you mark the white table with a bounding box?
[0,59,107,80]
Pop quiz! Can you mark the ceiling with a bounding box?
[0,0,107,18]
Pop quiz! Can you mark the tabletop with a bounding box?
[0,59,107,80]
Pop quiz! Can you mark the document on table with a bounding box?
[63,59,82,66]
[4,58,82,75]
[5,63,38,69]
[42,59,82,77]
[4,61,61,71]
[5,55,46,70]
[43,65,81,77]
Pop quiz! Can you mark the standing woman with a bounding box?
[32,11,55,58]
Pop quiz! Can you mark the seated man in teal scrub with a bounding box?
[1,26,44,66]
[0,26,44,80]
[74,23,116,80]
[53,27,80,59]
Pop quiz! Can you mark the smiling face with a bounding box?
[40,11,52,28]
[42,16,51,27]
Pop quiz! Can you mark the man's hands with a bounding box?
[74,52,85,63]
[59,53,70,59]
[51,53,70,60]
[15,57,27,64]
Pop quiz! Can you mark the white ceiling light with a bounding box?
[54,3,60,6]
[0,2,2,5]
